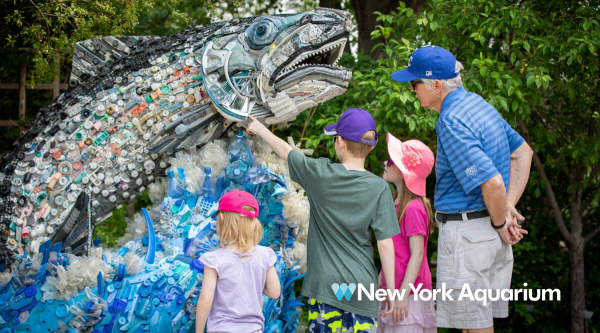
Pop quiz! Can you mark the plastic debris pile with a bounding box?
[0,132,310,333]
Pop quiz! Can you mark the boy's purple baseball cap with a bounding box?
[324,108,378,146]
[391,45,459,82]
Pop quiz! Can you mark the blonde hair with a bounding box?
[392,178,435,234]
[216,205,263,252]
[343,130,376,158]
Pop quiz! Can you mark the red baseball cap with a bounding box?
[213,190,259,219]
[387,133,434,196]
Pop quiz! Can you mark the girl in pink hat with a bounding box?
[378,133,437,333]
[196,190,281,333]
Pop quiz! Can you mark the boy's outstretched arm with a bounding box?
[246,115,293,161]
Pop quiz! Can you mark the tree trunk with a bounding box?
[569,233,585,333]
[128,199,135,219]
[350,0,425,57]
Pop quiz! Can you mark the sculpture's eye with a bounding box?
[245,19,279,48]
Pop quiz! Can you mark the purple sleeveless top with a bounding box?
[199,245,277,333]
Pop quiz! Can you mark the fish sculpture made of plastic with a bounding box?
[0,8,352,268]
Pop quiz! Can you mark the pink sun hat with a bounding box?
[387,133,434,196]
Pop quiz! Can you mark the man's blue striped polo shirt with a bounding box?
[434,86,525,213]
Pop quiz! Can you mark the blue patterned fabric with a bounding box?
[434,87,525,213]
[307,298,377,333]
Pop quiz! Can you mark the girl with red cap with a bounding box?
[379,134,437,333]
[196,190,281,333]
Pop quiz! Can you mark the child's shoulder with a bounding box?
[256,245,274,255]
[405,199,427,215]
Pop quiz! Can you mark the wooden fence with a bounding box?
[0,48,68,130]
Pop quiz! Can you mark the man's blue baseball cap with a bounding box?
[391,45,459,82]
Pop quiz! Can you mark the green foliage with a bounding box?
[3,0,199,83]
[93,191,152,247]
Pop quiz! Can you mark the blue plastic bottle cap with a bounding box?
[118,317,127,325]
[36,303,44,311]
[164,270,173,277]
[141,290,149,298]
[190,259,203,272]
[176,297,184,305]
[237,130,243,137]
[107,285,115,293]
[12,310,19,317]
[167,277,175,285]
[152,298,160,305]
[115,281,122,289]
[11,318,19,325]
[114,299,127,312]
[150,276,158,283]
[143,280,151,287]
[173,274,180,280]
[165,293,173,301]
[204,167,211,174]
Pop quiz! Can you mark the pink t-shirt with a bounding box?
[381,199,432,293]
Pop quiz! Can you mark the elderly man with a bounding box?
[391,46,533,332]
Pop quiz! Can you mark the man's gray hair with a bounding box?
[423,61,464,92]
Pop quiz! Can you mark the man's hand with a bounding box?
[506,203,528,242]
[246,115,267,136]
[506,202,525,226]
[497,219,528,245]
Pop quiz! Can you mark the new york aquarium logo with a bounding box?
[331,283,356,301]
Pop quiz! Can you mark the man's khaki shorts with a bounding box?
[435,216,513,329]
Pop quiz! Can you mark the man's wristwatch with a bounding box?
[492,219,507,230]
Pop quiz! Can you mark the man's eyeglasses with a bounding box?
[386,159,394,167]
[411,80,425,91]
[332,135,339,144]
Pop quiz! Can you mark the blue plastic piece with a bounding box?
[141,208,156,265]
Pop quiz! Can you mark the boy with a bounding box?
[246,108,400,332]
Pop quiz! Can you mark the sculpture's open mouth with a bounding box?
[270,35,348,85]
[279,38,346,75]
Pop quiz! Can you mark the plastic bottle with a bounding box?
[167,170,184,201]
[227,130,254,166]
[200,167,213,202]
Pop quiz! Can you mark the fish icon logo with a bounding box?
[331,283,356,301]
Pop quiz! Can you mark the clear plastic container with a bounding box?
[167,170,184,201]
[227,130,254,166]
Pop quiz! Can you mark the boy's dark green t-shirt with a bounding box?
[287,150,400,318]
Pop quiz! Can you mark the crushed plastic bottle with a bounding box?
[166,170,184,201]
[244,165,272,185]
[227,130,254,166]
